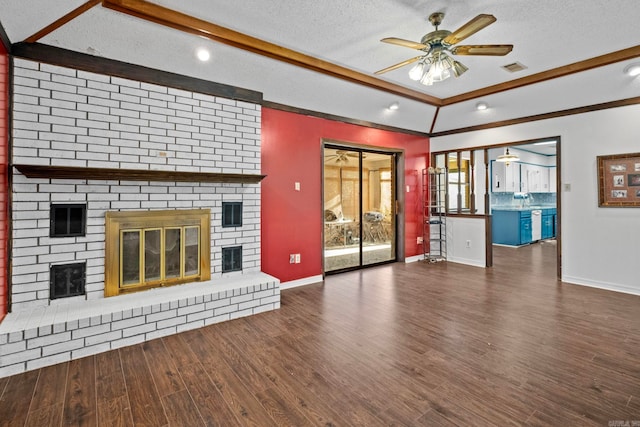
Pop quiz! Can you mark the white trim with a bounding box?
[404,254,424,263]
[562,276,640,296]
[280,275,324,290]
[447,257,486,268]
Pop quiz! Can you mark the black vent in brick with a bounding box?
[222,202,242,227]
[222,246,242,273]
[50,262,86,299]
[50,204,87,237]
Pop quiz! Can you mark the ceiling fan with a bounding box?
[324,150,364,164]
[375,12,513,85]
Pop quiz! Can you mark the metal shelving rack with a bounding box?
[422,167,447,263]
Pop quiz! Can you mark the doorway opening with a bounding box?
[489,138,560,277]
[323,144,397,273]
[430,136,561,278]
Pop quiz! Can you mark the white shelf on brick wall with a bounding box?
[14,164,266,184]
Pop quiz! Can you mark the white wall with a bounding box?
[446,216,486,268]
[431,105,640,295]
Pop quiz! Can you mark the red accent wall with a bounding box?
[0,43,8,321]
[261,107,428,283]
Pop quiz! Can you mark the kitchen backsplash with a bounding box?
[491,192,557,207]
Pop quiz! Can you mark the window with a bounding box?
[431,149,493,215]
[105,209,211,296]
[222,202,243,227]
[50,262,86,299]
[50,204,86,237]
[222,246,242,272]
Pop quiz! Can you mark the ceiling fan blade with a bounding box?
[442,14,496,45]
[451,44,513,56]
[381,37,428,51]
[374,56,422,75]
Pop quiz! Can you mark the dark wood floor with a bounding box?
[1,241,639,426]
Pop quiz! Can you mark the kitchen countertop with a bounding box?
[492,206,556,211]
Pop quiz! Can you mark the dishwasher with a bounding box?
[531,209,542,241]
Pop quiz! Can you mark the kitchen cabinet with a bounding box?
[491,161,519,193]
[493,208,556,246]
[520,211,532,244]
[548,166,557,193]
[521,164,535,192]
[492,209,532,246]
[541,208,556,239]
[521,164,552,193]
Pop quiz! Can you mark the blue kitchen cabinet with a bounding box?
[492,209,532,246]
[541,208,557,239]
[520,212,532,244]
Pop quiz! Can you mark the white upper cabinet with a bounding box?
[492,161,518,193]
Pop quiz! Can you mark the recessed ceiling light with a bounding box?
[388,102,399,110]
[476,102,488,111]
[624,63,640,77]
[196,48,210,62]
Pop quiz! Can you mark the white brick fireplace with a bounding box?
[0,58,279,378]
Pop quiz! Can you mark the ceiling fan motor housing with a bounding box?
[421,30,452,49]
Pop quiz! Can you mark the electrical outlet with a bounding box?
[417,236,423,244]
[466,240,471,248]
[295,253,301,263]
[289,254,295,264]
[294,182,300,191]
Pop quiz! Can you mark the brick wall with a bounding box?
[10,58,262,311]
[0,274,279,378]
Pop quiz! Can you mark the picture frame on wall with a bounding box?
[597,152,640,207]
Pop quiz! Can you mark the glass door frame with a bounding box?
[321,140,402,275]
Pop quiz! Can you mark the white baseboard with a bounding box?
[562,276,640,296]
[447,256,486,268]
[280,275,324,290]
[404,254,424,263]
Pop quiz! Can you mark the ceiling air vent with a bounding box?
[502,62,527,73]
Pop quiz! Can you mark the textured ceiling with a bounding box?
[1,0,640,134]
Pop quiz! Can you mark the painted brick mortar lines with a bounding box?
[0,58,281,378]
[0,280,278,377]
[11,58,263,310]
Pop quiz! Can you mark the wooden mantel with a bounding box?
[14,164,266,184]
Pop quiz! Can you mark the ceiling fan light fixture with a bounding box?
[624,63,640,77]
[431,53,452,81]
[452,60,468,77]
[420,72,434,86]
[408,62,425,80]
[376,13,513,85]
[416,51,452,85]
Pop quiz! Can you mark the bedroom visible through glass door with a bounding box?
[323,146,396,273]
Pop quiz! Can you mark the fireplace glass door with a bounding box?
[120,225,201,290]
[105,209,210,296]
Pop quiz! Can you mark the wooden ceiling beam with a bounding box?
[25,0,101,43]
[101,0,441,106]
[442,45,640,106]
[431,96,640,137]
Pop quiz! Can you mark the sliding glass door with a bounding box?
[323,145,396,273]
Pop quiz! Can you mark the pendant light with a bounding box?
[496,148,519,166]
